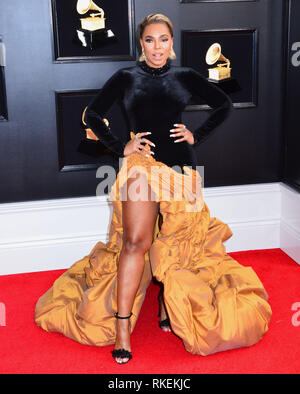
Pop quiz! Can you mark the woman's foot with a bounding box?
[112,314,132,364]
[158,291,171,332]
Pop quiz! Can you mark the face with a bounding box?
[140,22,173,68]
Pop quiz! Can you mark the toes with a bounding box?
[115,357,129,364]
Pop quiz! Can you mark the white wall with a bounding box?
[0,181,298,276]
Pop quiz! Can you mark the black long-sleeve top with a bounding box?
[84,59,233,170]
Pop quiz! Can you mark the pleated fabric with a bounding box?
[35,132,272,356]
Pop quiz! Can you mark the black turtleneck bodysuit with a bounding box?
[84,60,233,170]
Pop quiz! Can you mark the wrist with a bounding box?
[192,132,200,147]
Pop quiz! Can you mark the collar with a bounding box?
[137,58,171,76]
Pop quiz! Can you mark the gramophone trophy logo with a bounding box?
[78,105,113,157]
[205,43,231,81]
[203,42,241,95]
[81,106,109,141]
[76,0,116,50]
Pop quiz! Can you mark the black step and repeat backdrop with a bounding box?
[0,0,291,203]
[283,0,300,192]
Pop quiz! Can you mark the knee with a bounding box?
[123,235,152,255]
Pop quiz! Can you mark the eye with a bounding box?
[145,39,152,43]
[162,38,169,42]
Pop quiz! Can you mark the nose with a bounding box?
[154,39,161,50]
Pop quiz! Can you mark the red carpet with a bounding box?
[0,248,299,374]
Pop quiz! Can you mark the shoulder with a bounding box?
[101,66,136,90]
[111,65,138,80]
[171,65,233,106]
[170,64,204,79]
[170,64,208,85]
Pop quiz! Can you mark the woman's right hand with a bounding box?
[123,132,155,158]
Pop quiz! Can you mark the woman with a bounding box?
[35,14,272,365]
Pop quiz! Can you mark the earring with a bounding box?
[168,45,176,60]
[140,48,146,62]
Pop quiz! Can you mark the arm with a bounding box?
[83,69,128,157]
[185,68,233,147]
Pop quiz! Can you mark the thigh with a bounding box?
[122,172,159,248]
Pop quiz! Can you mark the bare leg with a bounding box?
[113,172,159,363]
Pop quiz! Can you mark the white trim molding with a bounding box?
[280,182,300,265]
[0,181,298,275]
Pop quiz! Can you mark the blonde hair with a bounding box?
[138,13,176,61]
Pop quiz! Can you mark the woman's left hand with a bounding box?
[169,124,194,145]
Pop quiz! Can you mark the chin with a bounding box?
[150,55,168,67]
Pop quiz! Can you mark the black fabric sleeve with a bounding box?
[186,68,233,147]
[83,69,128,157]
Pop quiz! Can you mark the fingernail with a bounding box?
[150,151,154,155]
[170,134,175,137]
[173,124,178,126]
[170,129,174,132]
[146,154,150,157]
[151,143,155,147]
[174,140,179,143]
[147,132,152,134]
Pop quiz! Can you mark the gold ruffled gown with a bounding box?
[35,132,272,356]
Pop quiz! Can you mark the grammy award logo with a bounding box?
[81,106,109,141]
[77,0,106,31]
[205,43,231,81]
[76,0,116,50]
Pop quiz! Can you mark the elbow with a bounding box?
[210,91,233,121]
[223,95,233,116]
[219,95,233,122]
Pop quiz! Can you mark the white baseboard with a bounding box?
[202,182,281,252]
[280,182,300,265]
[0,181,297,276]
[0,196,113,275]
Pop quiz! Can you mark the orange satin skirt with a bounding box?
[34,132,272,356]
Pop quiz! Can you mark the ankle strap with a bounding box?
[114,312,133,319]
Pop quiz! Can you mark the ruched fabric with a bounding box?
[35,132,272,356]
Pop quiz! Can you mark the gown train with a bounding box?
[35,132,272,356]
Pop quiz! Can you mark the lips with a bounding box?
[152,53,163,58]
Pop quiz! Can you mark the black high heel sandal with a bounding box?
[111,312,133,364]
[158,287,171,331]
